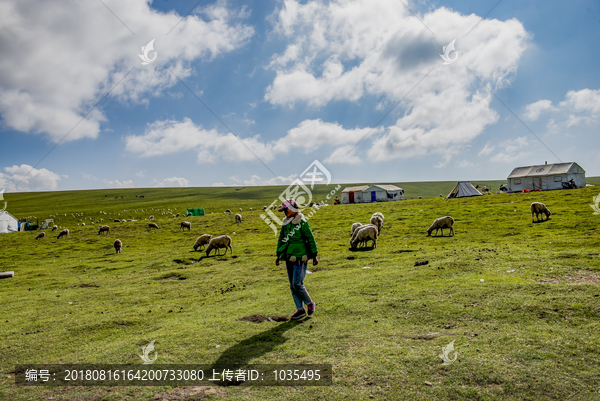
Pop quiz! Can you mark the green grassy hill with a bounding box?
[1,180,599,400]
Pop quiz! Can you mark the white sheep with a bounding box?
[351,222,363,236]
[114,239,123,254]
[52,225,58,231]
[225,209,231,214]
[180,221,191,231]
[98,225,110,235]
[350,225,378,249]
[235,214,242,223]
[205,235,233,256]
[531,202,551,222]
[262,206,267,211]
[249,208,252,211]
[57,229,70,239]
[239,208,242,212]
[370,215,383,233]
[148,222,160,230]
[350,223,377,246]
[149,215,154,221]
[372,212,384,220]
[193,234,212,251]
[427,216,455,237]
[35,232,46,240]
[176,213,181,217]
[82,223,85,226]
[114,219,120,223]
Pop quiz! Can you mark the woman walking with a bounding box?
[275,199,318,320]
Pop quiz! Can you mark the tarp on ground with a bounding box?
[446,182,482,199]
[186,208,205,216]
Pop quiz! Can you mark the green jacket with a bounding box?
[276,213,318,261]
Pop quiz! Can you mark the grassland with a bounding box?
[1,179,600,400]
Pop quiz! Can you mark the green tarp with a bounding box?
[186,208,205,216]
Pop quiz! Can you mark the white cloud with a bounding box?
[104,179,134,188]
[0,0,254,142]
[524,88,600,127]
[524,99,555,121]
[266,0,529,161]
[478,144,495,157]
[154,177,189,187]
[0,164,63,192]
[216,174,298,186]
[125,118,275,162]
[135,170,147,178]
[490,137,530,163]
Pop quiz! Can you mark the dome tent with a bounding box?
[446,182,482,199]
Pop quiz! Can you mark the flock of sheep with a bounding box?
[29,198,553,258]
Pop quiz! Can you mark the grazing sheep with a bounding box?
[427,216,455,237]
[35,232,46,240]
[350,225,378,249]
[370,215,383,233]
[225,209,231,214]
[148,222,160,230]
[351,222,363,236]
[262,206,267,211]
[350,224,377,246]
[235,213,242,223]
[249,208,252,211]
[114,239,122,254]
[176,213,180,217]
[52,225,58,231]
[205,235,233,256]
[98,225,110,235]
[193,234,212,251]
[180,221,192,231]
[149,215,154,221]
[372,212,384,220]
[418,196,422,199]
[531,202,551,222]
[100,219,104,223]
[57,229,70,239]
[114,219,120,223]
[239,208,242,212]
[81,223,85,226]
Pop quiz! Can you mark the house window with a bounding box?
[554,176,562,182]
[514,179,521,185]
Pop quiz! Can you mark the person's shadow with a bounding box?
[208,320,304,386]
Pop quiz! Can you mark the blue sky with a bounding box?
[1,0,599,192]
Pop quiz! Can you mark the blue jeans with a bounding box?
[286,260,313,310]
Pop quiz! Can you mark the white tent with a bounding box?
[507,162,586,191]
[341,185,369,204]
[446,182,482,199]
[362,185,404,203]
[0,211,19,234]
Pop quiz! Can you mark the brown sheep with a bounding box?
[114,239,122,253]
[98,225,110,235]
[205,235,233,256]
[180,221,191,231]
[427,216,454,237]
[193,234,212,251]
[35,232,46,240]
[57,229,69,239]
[531,202,551,222]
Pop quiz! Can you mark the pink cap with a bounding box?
[278,199,299,212]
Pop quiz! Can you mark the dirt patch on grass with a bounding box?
[173,259,194,265]
[534,271,600,285]
[151,385,224,400]
[403,333,455,340]
[238,314,288,323]
[74,283,100,288]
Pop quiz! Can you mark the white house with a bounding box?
[0,211,19,234]
[361,185,404,203]
[507,162,586,192]
[341,185,369,204]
